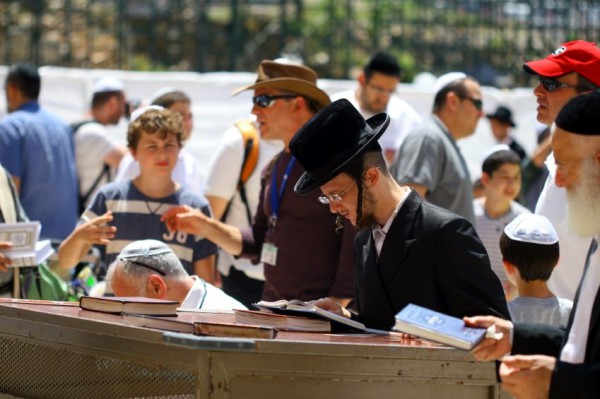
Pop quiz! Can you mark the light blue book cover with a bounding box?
[393,303,486,349]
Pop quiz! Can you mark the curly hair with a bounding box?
[127,108,184,150]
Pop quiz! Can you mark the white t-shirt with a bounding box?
[203,125,283,280]
[537,153,593,301]
[473,198,530,296]
[331,89,422,151]
[115,148,205,197]
[75,122,121,203]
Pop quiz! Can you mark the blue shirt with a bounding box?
[0,101,78,240]
[84,180,217,274]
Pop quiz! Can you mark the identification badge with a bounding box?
[260,242,278,266]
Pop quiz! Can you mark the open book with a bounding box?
[79,296,179,316]
[253,299,368,332]
[0,222,54,267]
[124,314,277,339]
[393,303,487,350]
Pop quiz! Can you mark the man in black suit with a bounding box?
[466,91,600,399]
[288,99,510,331]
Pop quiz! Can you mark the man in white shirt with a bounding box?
[74,77,128,210]
[107,239,246,310]
[466,91,600,399]
[331,52,421,164]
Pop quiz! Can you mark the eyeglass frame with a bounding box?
[455,93,483,111]
[318,180,357,205]
[119,257,167,276]
[366,82,396,97]
[252,94,299,108]
[538,76,580,93]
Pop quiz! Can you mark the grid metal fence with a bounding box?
[0,0,599,86]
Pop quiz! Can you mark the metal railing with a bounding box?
[0,0,598,86]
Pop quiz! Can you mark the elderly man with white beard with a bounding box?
[463,90,600,399]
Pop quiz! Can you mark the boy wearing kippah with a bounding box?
[500,213,572,327]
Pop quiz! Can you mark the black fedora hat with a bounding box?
[290,99,390,195]
[486,106,516,127]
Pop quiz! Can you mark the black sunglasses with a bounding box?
[252,94,299,108]
[456,94,483,111]
[119,258,167,276]
[538,77,579,92]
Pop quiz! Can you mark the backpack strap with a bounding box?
[221,121,260,225]
[235,120,260,185]
[71,120,112,213]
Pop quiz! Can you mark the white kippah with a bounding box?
[92,77,125,94]
[149,86,178,104]
[129,105,165,123]
[119,239,173,259]
[433,71,467,94]
[504,214,559,245]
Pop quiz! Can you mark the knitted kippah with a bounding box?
[504,214,558,245]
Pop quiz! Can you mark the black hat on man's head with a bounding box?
[486,106,516,127]
[290,99,390,195]
[555,90,600,135]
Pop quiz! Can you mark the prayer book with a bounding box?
[124,313,277,339]
[234,309,331,332]
[0,222,54,267]
[393,303,487,350]
[253,299,368,332]
[79,296,179,316]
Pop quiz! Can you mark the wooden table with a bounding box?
[0,299,504,399]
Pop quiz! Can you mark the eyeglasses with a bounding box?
[538,77,579,92]
[367,83,395,97]
[119,258,166,276]
[456,94,483,111]
[318,180,356,205]
[252,94,299,108]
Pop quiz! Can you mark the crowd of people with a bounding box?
[1,39,600,398]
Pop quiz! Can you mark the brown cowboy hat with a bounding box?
[231,60,331,110]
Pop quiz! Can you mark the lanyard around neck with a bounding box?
[269,156,296,229]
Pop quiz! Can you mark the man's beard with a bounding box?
[356,189,378,229]
[566,158,600,237]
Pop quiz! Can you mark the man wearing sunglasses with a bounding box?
[163,60,357,307]
[108,239,246,310]
[288,99,509,330]
[524,40,600,304]
[390,72,484,225]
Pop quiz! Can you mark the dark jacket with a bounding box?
[353,190,510,330]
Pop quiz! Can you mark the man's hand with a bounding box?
[310,297,351,318]
[0,241,14,272]
[75,212,117,245]
[161,205,208,235]
[499,355,555,399]
[464,315,513,361]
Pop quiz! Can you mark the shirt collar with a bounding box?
[372,189,409,237]
[180,275,207,309]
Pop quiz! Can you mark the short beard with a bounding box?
[356,188,378,229]
[566,158,600,237]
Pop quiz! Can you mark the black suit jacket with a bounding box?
[512,250,600,399]
[353,191,510,330]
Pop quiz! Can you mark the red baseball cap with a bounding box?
[523,40,600,87]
